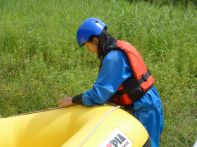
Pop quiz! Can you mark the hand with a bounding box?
[58,96,74,108]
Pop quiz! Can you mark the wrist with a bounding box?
[72,93,83,104]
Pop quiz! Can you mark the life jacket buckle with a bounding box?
[142,74,148,81]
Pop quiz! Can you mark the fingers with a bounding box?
[58,99,65,108]
[57,97,74,108]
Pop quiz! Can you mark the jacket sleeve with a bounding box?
[81,50,132,106]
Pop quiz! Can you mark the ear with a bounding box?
[92,37,99,46]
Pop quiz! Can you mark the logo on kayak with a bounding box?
[100,128,132,147]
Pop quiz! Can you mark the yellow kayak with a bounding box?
[0,105,150,147]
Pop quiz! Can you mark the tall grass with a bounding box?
[0,0,197,146]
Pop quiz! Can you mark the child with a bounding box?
[58,18,164,147]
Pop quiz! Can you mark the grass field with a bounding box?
[0,0,197,146]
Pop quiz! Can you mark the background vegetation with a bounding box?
[127,0,197,8]
[0,0,196,146]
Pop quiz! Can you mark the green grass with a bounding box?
[0,0,197,146]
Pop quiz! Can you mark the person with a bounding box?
[58,18,164,147]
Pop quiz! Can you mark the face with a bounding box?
[84,38,98,53]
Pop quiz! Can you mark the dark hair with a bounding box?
[89,30,117,60]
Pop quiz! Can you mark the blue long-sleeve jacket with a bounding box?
[82,50,132,106]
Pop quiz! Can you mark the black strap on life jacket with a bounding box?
[137,70,152,85]
[115,70,152,101]
[115,77,144,101]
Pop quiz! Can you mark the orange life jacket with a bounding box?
[111,40,154,106]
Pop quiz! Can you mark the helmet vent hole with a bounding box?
[95,21,99,23]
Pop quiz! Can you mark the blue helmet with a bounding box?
[76,18,107,46]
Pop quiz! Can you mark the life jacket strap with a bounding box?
[113,70,153,104]
[137,70,152,85]
[115,76,144,101]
